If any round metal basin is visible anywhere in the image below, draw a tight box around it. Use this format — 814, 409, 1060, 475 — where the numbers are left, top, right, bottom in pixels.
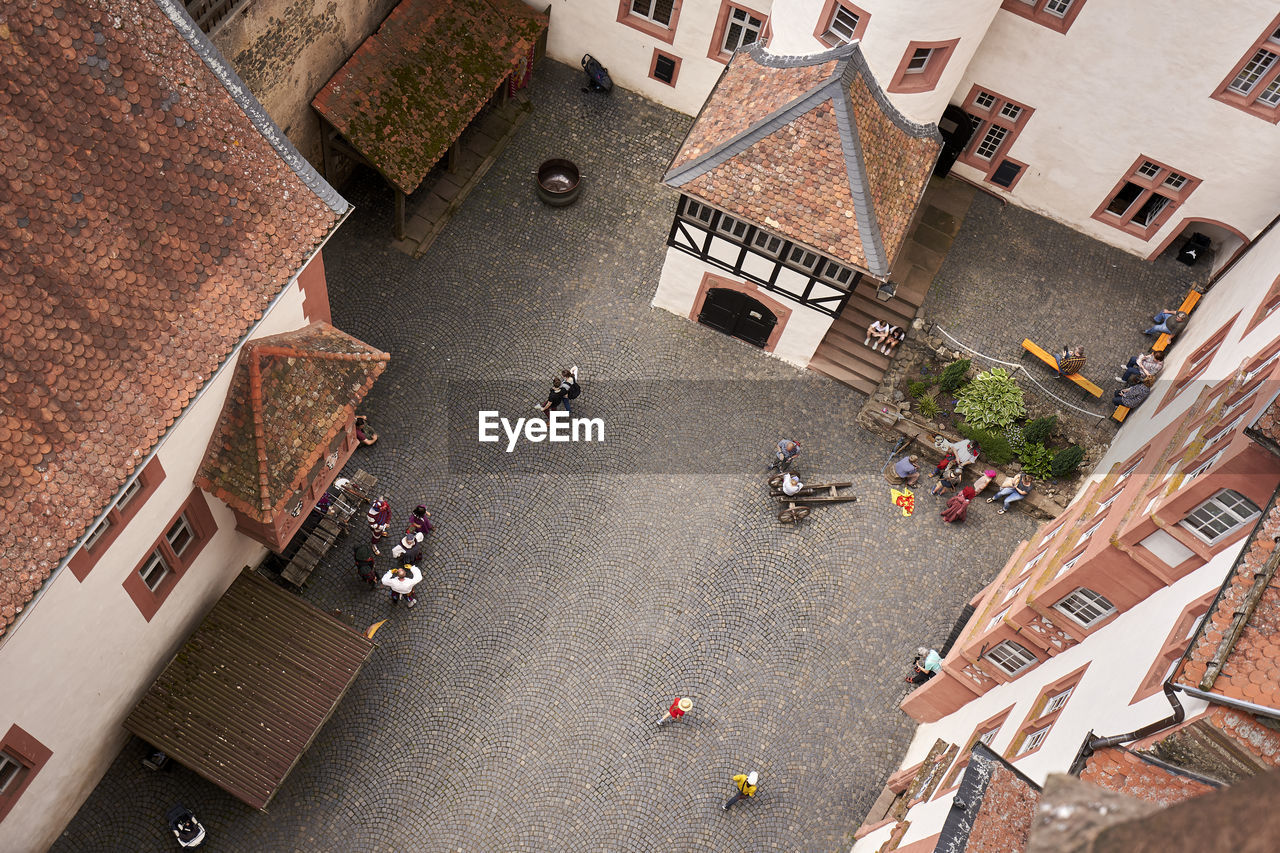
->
536, 159, 581, 207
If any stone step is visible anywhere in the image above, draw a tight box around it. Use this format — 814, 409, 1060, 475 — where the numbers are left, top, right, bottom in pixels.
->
807, 354, 879, 395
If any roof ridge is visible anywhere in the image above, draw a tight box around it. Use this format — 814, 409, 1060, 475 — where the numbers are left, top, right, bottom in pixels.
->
246, 350, 273, 513
153, 0, 349, 216
832, 85, 886, 275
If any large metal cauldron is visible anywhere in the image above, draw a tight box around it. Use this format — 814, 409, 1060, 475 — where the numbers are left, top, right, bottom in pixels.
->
536, 159, 581, 207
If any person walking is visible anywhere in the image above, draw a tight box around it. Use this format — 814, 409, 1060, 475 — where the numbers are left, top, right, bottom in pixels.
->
407, 504, 434, 537
657, 696, 692, 725
771, 438, 801, 471
723, 770, 759, 810
988, 473, 1032, 514
382, 564, 423, 608
367, 495, 391, 555
538, 377, 569, 420
560, 366, 581, 413
1118, 350, 1165, 384
354, 543, 378, 588
391, 531, 424, 566
1144, 309, 1189, 338
893, 454, 920, 486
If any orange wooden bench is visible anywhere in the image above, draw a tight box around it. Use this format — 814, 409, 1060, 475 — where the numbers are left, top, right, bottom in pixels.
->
1153, 290, 1202, 352
1021, 339, 1103, 397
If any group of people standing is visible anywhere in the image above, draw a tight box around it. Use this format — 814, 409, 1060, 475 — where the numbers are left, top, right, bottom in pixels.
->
355, 496, 433, 608
538, 365, 582, 418
894, 450, 1034, 522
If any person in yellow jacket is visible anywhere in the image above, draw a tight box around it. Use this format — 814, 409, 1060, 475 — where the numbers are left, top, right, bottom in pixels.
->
723, 770, 758, 810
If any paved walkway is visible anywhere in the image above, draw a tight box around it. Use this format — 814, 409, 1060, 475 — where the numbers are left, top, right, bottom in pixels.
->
54, 61, 1037, 853
921, 191, 1200, 423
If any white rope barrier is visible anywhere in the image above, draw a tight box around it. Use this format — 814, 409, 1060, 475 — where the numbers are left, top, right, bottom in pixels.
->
932, 324, 1107, 421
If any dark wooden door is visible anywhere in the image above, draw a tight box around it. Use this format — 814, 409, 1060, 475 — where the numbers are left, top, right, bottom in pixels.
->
698, 288, 776, 348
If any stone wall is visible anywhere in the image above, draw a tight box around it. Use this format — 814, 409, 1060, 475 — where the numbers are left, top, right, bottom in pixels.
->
209, 0, 398, 170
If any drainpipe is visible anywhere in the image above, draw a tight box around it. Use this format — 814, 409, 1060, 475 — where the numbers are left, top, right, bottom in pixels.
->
1067, 681, 1185, 776
0, 211, 352, 651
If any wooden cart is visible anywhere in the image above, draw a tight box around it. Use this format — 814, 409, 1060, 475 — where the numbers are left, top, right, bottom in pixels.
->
768, 475, 857, 524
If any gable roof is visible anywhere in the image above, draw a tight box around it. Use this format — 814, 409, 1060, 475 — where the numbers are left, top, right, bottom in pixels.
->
0, 0, 346, 636
1079, 745, 1221, 807
312, 0, 548, 196
663, 43, 941, 278
195, 324, 389, 523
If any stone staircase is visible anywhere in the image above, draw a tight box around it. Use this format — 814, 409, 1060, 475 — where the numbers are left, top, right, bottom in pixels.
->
808, 177, 975, 394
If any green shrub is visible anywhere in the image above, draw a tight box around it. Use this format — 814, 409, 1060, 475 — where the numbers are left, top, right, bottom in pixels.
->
917, 395, 941, 419
1051, 445, 1086, 479
1018, 441, 1054, 480
907, 380, 933, 400
957, 421, 1015, 465
1022, 415, 1058, 446
954, 367, 1026, 430
938, 359, 972, 394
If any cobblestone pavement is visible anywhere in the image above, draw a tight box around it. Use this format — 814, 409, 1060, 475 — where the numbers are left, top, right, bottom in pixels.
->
54, 61, 1037, 853
921, 191, 1200, 425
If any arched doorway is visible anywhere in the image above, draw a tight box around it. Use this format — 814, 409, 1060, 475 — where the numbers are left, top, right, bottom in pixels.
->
697, 288, 778, 348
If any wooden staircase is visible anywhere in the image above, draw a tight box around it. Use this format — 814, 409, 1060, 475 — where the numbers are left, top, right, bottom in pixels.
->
808, 177, 975, 395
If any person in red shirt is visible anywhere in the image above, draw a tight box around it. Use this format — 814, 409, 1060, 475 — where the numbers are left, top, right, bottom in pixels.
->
657, 696, 692, 725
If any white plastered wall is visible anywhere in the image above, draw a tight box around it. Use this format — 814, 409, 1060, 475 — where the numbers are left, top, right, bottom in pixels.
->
0, 284, 309, 852
766, 0, 1002, 124
532, 0, 774, 115
852, 209, 1280, 853
653, 247, 836, 366
951, 0, 1280, 258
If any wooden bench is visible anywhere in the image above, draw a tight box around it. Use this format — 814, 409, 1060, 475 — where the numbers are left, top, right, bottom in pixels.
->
1021, 339, 1103, 397
1153, 290, 1201, 352
1113, 406, 1129, 423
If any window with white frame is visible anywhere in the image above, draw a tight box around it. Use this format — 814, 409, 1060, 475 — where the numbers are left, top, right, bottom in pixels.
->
750, 230, 784, 257
825, 4, 863, 44
715, 212, 749, 240
986, 640, 1038, 675
905, 47, 933, 73
818, 259, 856, 287
1021, 550, 1045, 575
977, 727, 1000, 746
1054, 587, 1115, 627
1001, 0, 1086, 33
974, 90, 997, 110
1095, 156, 1198, 238
1206, 413, 1247, 450
1044, 0, 1074, 15
1042, 685, 1074, 715
83, 516, 113, 552
1121, 458, 1142, 479
987, 607, 1010, 632
683, 198, 714, 225
1003, 580, 1026, 603
1080, 521, 1103, 542
1094, 492, 1119, 516
1184, 450, 1225, 484
1016, 726, 1050, 755
1225, 24, 1280, 108
631, 0, 675, 26
0, 750, 21, 794
722, 5, 763, 53
138, 552, 172, 592
1051, 554, 1080, 582
974, 124, 1008, 160
1181, 489, 1261, 544
788, 245, 821, 273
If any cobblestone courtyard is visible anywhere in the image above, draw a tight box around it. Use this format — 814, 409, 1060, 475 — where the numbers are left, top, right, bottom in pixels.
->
55, 62, 1038, 852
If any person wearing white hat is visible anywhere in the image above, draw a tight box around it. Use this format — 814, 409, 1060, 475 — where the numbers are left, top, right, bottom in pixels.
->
723, 770, 759, 810
657, 696, 692, 725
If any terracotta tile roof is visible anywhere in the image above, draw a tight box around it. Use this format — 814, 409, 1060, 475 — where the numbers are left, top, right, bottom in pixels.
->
936, 743, 1041, 853
312, 0, 548, 196
195, 323, 388, 523
664, 43, 941, 277
1244, 388, 1280, 457
0, 0, 345, 636
1173, 487, 1280, 714
1079, 747, 1219, 807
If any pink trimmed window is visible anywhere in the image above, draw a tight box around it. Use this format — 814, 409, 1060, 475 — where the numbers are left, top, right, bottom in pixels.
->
708, 0, 767, 63
1092, 155, 1200, 241
68, 457, 166, 582
1213, 14, 1280, 123
957, 86, 1034, 190
888, 39, 960, 94
123, 489, 217, 621
1131, 592, 1214, 703
1000, 0, 1087, 34
0, 724, 52, 823
649, 49, 682, 87
934, 706, 1014, 796
814, 0, 870, 47
1007, 665, 1088, 761
618, 0, 684, 44
1246, 275, 1280, 332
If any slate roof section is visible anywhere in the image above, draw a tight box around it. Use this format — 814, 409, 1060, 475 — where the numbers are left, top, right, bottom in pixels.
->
1172, 483, 1280, 716
663, 43, 941, 278
0, 0, 346, 636
124, 570, 376, 810
195, 323, 389, 523
312, 0, 548, 196
935, 743, 1041, 853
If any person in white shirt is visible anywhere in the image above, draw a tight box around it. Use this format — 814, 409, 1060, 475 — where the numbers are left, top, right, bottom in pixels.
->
781, 473, 804, 496
381, 564, 423, 608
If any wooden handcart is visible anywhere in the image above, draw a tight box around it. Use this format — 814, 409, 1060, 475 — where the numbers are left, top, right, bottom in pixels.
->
281, 469, 378, 587
768, 475, 857, 524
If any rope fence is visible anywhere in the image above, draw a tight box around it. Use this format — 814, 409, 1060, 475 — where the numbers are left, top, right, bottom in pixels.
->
932, 324, 1108, 423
